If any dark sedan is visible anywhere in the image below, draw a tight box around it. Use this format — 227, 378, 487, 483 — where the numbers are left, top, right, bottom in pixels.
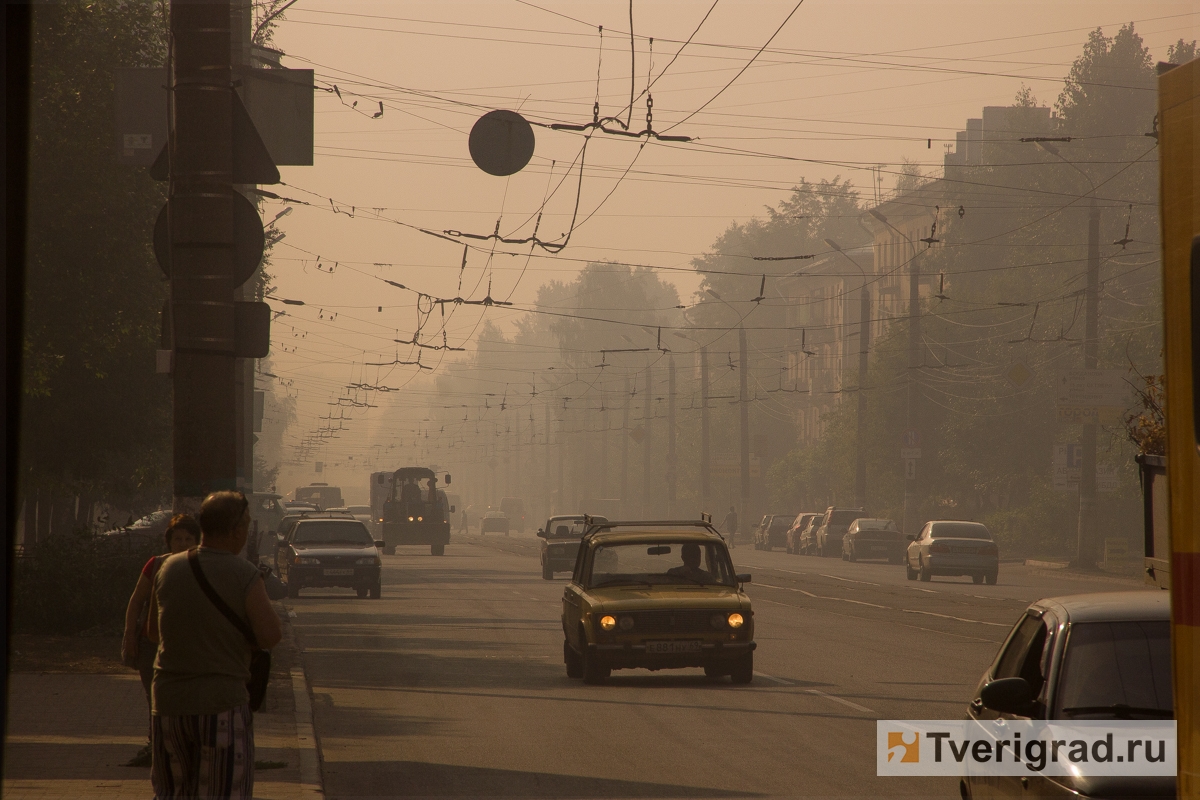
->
276, 518, 384, 599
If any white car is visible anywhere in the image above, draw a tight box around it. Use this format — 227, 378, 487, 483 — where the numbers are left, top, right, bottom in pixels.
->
904, 520, 999, 584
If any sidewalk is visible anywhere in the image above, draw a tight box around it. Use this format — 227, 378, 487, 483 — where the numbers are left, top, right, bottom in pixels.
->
3, 608, 322, 800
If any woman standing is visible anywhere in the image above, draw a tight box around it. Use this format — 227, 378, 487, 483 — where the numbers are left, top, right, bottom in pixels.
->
121, 514, 201, 767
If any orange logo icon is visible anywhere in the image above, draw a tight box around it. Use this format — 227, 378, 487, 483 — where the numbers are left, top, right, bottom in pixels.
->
887, 731, 920, 763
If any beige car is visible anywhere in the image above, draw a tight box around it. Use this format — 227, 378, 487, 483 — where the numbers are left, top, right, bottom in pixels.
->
904, 520, 999, 584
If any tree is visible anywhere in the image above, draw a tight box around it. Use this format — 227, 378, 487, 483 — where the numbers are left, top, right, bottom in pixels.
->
21, 2, 171, 528
1056, 24, 1155, 137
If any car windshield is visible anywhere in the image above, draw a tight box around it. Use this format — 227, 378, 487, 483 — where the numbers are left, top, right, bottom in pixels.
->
1054, 621, 1173, 719
293, 522, 374, 546
587, 541, 736, 588
931, 523, 991, 540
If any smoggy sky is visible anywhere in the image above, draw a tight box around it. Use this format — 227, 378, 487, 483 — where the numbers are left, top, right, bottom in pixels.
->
263, 0, 1197, 497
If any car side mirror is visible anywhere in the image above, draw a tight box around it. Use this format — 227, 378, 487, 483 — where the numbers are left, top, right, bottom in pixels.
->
276, 533, 286, 543
979, 677, 1034, 714
536, 529, 546, 538
736, 573, 752, 584
374, 540, 385, 549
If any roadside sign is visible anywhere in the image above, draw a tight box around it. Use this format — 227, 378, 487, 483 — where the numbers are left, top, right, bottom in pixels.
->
902, 429, 921, 447
901, 448, 922, 460
1097, 462, 1119, 492
1056, 405, 1122, 425
627, 426, 645, 444
1056, 369, 1128, 406
904, 459, 917, 480
1003, 361, 1033, 390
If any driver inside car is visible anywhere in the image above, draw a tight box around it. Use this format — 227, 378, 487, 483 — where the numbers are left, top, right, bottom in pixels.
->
667, 543, 713, 583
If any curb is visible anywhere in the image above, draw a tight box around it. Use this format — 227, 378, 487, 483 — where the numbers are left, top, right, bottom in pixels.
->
1024, 559, 1069, 570
281, 607, 324, 799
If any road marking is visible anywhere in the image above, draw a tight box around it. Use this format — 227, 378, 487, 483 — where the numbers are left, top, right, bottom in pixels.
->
819, 574, 879, 586
908, 587, 938, 593
805, 688, 874, 714
901, 608, 1010, 627
765, 567, 816, 577
756, 582, 1003, 624
753, 671, 793, 686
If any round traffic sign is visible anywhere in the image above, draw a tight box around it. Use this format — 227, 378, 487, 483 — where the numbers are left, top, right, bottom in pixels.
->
468, 109, 535, 176
153, 191, 266, 287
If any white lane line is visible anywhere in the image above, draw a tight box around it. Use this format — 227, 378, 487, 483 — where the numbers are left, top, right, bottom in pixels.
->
765, 567, 816, 577
819, 574, 880, 586
908, 587, 938, 593
753, 671, 793, 686
805, 688, 875, 714
901, 608, 1010, 627
755, 582, 887, 610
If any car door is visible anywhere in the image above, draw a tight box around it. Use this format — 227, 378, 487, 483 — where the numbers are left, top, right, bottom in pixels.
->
907, 524, 930, 568
562, 542, 588, 649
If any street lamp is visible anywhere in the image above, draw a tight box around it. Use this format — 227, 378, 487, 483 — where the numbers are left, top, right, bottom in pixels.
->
1027, 139, 1101, 569
867, 207, 923, 535
672, 330, 711, 515
825, 238, 871, 510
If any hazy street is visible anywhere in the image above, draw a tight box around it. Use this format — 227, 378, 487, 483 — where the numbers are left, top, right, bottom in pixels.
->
288, 535, 1147, 799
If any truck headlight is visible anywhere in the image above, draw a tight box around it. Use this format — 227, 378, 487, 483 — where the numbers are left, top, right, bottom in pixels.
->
599, 615, 617, 631
727, 613, 745, 628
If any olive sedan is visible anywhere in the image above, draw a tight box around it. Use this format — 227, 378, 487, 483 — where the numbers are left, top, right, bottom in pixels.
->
561, 522, 755, 684
904, 520, 999, 584
963, 591, 1173, 799
276, 518, 384, 599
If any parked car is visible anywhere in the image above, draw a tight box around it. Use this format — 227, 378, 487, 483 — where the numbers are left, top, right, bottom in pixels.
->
797, 515, 823, 555
480, 511, 510, 535
841, 518, 904, 563
754, 514, 794, 551
537, 514, 608, 580
785, 513, 821, 554
561, 520, 755, 684
962, 591, 1173, 799
276, 517, 384, 599
905, 520, 999, 584
812, 507, 866, 557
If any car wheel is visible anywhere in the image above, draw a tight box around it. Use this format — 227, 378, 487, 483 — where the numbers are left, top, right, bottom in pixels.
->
985, 571, 998, 585
356, 587, 369, 598
369, 581, 382, 599
848, 547, 857, 563
905, 560, 918, 580
564, 640, 583, 679
972, 573, 984, 585
287, 581, 301, 598
542, 563, 553, 580
383, 545, 395, 556
703, 664, 726, 681
729, 652, 754, 685
581, 645, 610, 685
432, 544, 445, 556
919, 559, 932, 582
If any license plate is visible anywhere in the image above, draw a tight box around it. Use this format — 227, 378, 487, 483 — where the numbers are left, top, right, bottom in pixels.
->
645, 640, 702, 654
323, 568, 354, 576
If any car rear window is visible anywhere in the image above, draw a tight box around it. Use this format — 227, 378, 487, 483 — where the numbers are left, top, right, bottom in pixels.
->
293, 521, 373, 546
829, 510, 863, 526
855, 519, 896, 530
770, 518, 791, 532
930, 523, 991, 540
1054, 621, 1172, 719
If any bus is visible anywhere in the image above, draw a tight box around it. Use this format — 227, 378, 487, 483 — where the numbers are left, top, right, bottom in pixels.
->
294, 482, 343, 510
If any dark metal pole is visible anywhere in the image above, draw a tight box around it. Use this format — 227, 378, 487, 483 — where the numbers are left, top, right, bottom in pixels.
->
904, 235, 921, 534
620, 377, 630, 514
171, 0, 238, 512
700, 347, 710, 512
599, 386, 609, 500
739, 326, 750, 530
855, 285, 870, 507
667, 356, 676, 516
543, 400, 551, 517
642, 365, 653, 518
1077, 200, 1101, 567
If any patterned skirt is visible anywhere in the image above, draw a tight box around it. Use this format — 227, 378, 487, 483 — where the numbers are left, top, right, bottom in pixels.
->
151, 704, 254, 799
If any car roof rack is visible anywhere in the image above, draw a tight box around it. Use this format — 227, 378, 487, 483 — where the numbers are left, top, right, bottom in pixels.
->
580, 517, 723, 541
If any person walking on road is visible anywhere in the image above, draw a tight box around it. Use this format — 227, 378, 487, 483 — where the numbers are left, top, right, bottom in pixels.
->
459, 507, 468, 534
121, 514, 201, 767
148, 491, 282, 800
722, 506, 738, 549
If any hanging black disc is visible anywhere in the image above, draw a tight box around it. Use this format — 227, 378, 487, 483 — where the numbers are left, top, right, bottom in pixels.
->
469, 109, 535, 176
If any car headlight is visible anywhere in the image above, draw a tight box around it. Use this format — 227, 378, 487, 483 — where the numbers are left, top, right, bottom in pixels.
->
417, 516, 423, 522
356, 556, 381, 565
407, 516, 414, 522
710, 613, 727, 629
618, 616, 634, 631
294, 556, 320, 565
599, 615, 617, 631
727, 613, 745, 629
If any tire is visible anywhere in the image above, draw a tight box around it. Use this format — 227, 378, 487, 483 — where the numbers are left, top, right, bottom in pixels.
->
369, 581, 382, 599
542, 563, 553, 580
581, 644, 610, 685
383, 544, 395, 556
847, 547, 856, 563
906, 561, 918, 580
564, 640, 583, 679
703, 664, 726, 680
729, 652, 754, 685
287, 581, 301, 598
972, 573, 984, 585
432, 544, 445, 556
985, 571, 998, 586
919, 559, 932, 582
356, 587, 368, 598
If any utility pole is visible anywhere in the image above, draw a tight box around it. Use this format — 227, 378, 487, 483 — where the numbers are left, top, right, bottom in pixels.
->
599, 386, 609, 499
556, 409, 565, 515
906, 236, 921, 532
620, 377, 630, 515
170, 0, 237, 511
1077, 201, 1100, 567
855, 286, 871, 508
643, 365, 653, 518
738, 326, 750, 529
700, 347, 710, 513
543, 400, 551, 517
667, 356, 676, 517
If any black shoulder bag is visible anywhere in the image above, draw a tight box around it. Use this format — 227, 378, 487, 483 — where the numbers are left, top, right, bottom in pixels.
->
187, 549, 271, 712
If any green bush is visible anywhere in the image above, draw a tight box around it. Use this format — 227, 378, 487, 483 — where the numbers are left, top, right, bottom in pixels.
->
13, 533, 157, 635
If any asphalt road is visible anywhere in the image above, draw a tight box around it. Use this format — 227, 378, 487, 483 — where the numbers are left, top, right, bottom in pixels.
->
286, 533, 1149, 800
